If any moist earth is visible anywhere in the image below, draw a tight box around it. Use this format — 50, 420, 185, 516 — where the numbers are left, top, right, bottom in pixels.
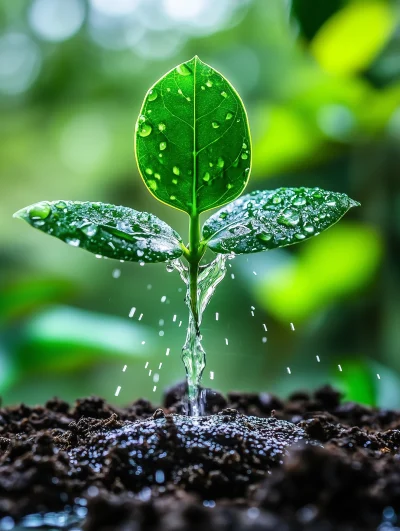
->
0, 383, 400, 531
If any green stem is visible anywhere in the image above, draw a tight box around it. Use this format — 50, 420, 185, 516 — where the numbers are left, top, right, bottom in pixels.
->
188, 212, 201, 330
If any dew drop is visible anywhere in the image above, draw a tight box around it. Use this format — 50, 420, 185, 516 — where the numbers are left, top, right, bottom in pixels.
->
304, 223, 315, 234
172, 179, 178, 185
217, 157, 224, 168
226, 112, 233, 120
147, 180, 158, 191
145, 168, 153, 175
138, 122, 152, 137
203, 172, 210, 182
292, 196, 306, 206
226, 183, 233, 190
170, 195, 176, 200
55, 201, 66, 210
242, 143, 247, 149
66, 238, 80, 247
201, 85, 205, 90
212, 122, 220, 129
158, 123, 166, 132
159, 141, 167, 151
173, 166, 180, 176
278, 209, 300, 227
178, 88, 183, 95
206, 79, 213, 87
294, 233, 306, 240
176, 63, 192, 76
221, 91, 227, 98
154, 173, 161, 180
147, 90, 158, 102
257, 233, 272, 242
80, 223, 97, 237
29, 202, 51, 221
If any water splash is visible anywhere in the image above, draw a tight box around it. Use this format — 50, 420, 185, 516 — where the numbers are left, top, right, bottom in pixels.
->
170, 254, 228, 415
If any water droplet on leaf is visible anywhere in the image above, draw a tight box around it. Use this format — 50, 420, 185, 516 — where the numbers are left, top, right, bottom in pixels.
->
159, 141, 167, 151
206, 79, 213, 87
212, 122, 220, 129
176, 63, 192, 76
173, 166, 180, 176
138, 122, 152, 137
158, 123, 166, 132
226, 112, 233, 120
147, 90, 158, 102
203, 172, 210, 182
221, 91, 227, 98
29, 202, 51, 221
147, 180, 158, 191
217, 157, 224, 168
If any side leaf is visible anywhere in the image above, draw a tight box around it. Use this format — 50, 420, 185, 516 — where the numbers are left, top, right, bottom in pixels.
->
202, 187, 360, 254
135, 56, 251, 215
14, 201, 183, 263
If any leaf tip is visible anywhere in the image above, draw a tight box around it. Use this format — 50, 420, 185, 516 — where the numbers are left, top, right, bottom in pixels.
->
350, 198, 361, 208
13, 207, 27, 220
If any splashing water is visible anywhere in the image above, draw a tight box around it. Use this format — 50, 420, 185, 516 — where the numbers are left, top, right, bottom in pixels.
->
171, 254, 228, 415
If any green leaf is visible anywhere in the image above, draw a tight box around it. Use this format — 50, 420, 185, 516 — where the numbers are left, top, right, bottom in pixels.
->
202, 187, 359, 255
135, 56, 251, 215
13, 201, 183, 263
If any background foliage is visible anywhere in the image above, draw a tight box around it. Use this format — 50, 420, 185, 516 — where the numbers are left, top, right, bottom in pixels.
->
1, 0, 399, 407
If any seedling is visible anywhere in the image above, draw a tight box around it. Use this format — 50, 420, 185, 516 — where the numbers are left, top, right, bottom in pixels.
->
14, 57, 359, 414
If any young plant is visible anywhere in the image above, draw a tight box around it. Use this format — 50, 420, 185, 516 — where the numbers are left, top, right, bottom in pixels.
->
14, 57, 359, 415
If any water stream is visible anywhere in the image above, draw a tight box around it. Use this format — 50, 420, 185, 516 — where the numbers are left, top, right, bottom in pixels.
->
172, 254, 228, 415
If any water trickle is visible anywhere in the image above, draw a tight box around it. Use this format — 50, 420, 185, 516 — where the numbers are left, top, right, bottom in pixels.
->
169, 255, 228, 415
176, 63, 192, 76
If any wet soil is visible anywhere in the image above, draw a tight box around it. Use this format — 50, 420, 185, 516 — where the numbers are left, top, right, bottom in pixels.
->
1, 383, 400, 530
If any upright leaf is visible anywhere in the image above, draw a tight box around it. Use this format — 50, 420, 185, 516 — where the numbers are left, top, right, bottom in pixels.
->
14, 201, 183, 263
135, 56, 251, 215
202, 187, 360, 254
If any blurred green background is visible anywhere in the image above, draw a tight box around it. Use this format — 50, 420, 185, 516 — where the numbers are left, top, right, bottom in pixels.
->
1, 0, 399, 408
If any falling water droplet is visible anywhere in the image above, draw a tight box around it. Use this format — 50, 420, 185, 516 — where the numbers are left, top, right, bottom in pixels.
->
176, 63, 192, 76
338, 364, 342, 372
147, 90, 158, 102
115, 386, 121, 397
112, 268, 121, 279
129, 307, 136, 318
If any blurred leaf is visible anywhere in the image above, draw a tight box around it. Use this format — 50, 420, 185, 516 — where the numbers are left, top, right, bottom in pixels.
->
252, 105, 324, 177
135, 56, 251, 214
291, 0, 344, 41
14, 201, 183, 263
334, 357, 377, 406
202, 187, 358, 254
311, 1, 395, 75
18, 306, 157, 373
255, 222, 383, 322
0, 276, 73, 325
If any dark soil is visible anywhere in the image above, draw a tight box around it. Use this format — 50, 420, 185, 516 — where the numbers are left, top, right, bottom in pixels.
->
1, 383, 400, 530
